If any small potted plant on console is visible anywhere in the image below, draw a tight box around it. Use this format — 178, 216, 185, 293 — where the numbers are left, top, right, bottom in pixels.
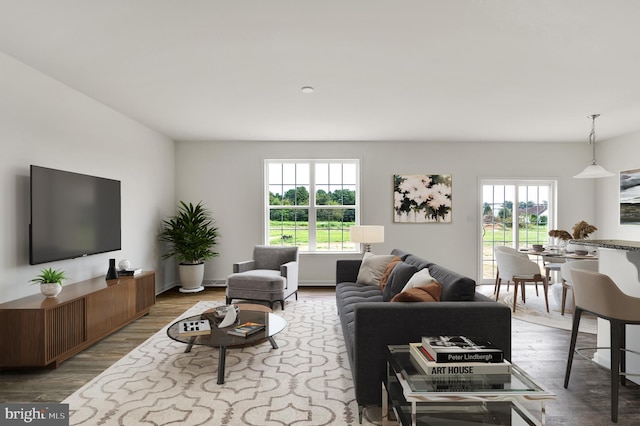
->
30, 267, 67, 298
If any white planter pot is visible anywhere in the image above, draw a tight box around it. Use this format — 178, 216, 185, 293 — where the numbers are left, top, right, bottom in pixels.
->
40, 283, 62, 298
178, 263, 205, 293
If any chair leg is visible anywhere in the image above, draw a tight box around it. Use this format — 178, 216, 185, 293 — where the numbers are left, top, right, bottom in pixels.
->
494, 268, 500, 294
512, 280, 519, 312
610, 320, 622, 423
280, 300, 285, 310
495, 278, 502, 301
561, 281, 567, 316
543, 278, 550, 313
226, 297, 232, 305
564, 307, 583, 388
545, 267, 551, 285
621, 322, 627, 387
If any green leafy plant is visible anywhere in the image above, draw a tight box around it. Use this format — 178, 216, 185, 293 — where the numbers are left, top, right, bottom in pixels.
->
159, 201, 220, 264
30, 267, 67, 286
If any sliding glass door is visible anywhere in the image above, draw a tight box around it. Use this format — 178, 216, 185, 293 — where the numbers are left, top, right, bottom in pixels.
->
480, 179, 557, 284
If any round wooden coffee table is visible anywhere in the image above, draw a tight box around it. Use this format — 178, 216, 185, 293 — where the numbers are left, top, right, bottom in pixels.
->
167, 304, 286, 384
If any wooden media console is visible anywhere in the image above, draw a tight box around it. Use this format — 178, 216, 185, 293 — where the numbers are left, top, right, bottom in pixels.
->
0, 271, 156, 368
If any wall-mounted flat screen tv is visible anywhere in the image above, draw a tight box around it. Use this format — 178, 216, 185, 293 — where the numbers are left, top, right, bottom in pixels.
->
30, 165, 121, 265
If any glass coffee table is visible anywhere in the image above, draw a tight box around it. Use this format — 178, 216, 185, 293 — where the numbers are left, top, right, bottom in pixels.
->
383, 345, 556, 426
167, 306, 286, 384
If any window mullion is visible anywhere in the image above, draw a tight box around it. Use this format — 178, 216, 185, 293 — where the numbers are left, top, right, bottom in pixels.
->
308, 162, 317, 250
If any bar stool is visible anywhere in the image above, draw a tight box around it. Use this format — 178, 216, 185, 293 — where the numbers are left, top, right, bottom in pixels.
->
564, 269, 640, 423
559, 259, 598, 315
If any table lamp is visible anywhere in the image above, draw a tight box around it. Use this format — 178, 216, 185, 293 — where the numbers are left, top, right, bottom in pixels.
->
350, 225, 384, 253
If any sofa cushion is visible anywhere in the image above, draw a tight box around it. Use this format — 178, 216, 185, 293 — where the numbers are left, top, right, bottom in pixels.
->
428, 263, 476, 301
401, 268, 437, 293
383, 262, 418, 302
390, 248, 411, 260
391, 281, 442, 302
356, 253, 397, 286
403, 254, 432, 270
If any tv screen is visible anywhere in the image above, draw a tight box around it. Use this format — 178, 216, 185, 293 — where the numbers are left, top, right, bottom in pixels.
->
30, 165, 121, 265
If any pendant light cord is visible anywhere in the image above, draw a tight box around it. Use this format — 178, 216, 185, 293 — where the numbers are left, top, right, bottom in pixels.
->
588, 113, 600, 165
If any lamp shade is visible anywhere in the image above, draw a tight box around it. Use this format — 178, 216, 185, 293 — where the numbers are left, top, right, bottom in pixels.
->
573, 114, 614, 179
350, 225, 384, 244
573, 163, 614, 179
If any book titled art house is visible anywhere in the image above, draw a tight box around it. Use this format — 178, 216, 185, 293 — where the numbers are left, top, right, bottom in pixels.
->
421, 336, 504, 363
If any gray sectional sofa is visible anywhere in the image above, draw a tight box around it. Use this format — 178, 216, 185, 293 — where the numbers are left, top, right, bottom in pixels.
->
335, 248, 512, 421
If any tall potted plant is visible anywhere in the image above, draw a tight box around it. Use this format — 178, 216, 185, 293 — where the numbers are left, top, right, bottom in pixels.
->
159, 201, 220, 293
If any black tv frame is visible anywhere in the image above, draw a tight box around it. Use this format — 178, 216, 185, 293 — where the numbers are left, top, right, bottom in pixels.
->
29, 165, 121, 265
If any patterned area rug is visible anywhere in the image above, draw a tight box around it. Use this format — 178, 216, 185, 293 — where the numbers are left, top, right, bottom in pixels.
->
63, 300, 381, 426
477, 284, 597, 334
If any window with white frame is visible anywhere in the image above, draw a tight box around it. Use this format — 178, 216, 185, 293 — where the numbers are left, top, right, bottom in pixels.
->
265, 159, 359, 252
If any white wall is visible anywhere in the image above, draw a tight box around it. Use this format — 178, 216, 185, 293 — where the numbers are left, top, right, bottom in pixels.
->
595, 131, 640, 239
176, 139, 596, 285
0, 52, 176, 304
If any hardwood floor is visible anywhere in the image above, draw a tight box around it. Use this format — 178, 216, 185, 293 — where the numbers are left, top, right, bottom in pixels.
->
1, 286, 639, 425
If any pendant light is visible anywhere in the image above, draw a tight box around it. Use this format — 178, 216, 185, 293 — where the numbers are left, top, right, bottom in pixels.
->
574, 114, 614, 178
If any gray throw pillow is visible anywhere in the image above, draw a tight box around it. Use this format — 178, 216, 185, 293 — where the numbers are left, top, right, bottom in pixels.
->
383, 262, 419, 302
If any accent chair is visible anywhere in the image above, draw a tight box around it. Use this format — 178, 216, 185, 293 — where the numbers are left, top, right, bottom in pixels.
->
225, 245, 299, 310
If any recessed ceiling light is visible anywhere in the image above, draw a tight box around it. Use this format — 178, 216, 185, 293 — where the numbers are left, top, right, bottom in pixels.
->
301, 86, 314, 94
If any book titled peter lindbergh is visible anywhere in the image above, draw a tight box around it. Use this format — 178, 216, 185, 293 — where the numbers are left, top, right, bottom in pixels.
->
421, 336, 504, 363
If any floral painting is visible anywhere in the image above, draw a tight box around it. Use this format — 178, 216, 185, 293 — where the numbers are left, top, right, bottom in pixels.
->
394, 174, 452, 223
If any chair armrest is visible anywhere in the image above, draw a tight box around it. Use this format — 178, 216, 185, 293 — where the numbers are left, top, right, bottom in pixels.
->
233, 260, 255, 273
281, 261, 298, 290
336, 260, 362, 284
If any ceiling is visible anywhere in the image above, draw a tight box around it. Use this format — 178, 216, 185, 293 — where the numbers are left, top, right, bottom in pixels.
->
1, 1, 640, 143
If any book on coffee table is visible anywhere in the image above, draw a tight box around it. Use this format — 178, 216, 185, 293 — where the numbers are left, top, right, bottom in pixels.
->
227, 321, 265, 337
421, 336, 504, 363
178, 320, 211, 337
409, 343, 511, 375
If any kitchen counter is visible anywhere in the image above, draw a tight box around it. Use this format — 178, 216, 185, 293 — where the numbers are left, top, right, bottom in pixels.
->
570, 239, 640, 251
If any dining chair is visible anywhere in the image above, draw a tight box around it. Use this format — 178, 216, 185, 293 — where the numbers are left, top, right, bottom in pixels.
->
559, 259, 598, 315
564, 269, 640, 423
493, 246, 528, 295
495, 250, 549, 312
543, 256, 565, 285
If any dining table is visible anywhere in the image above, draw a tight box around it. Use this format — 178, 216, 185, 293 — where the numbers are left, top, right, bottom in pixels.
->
519, 246, 599, 260
519, 246, 598, 287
